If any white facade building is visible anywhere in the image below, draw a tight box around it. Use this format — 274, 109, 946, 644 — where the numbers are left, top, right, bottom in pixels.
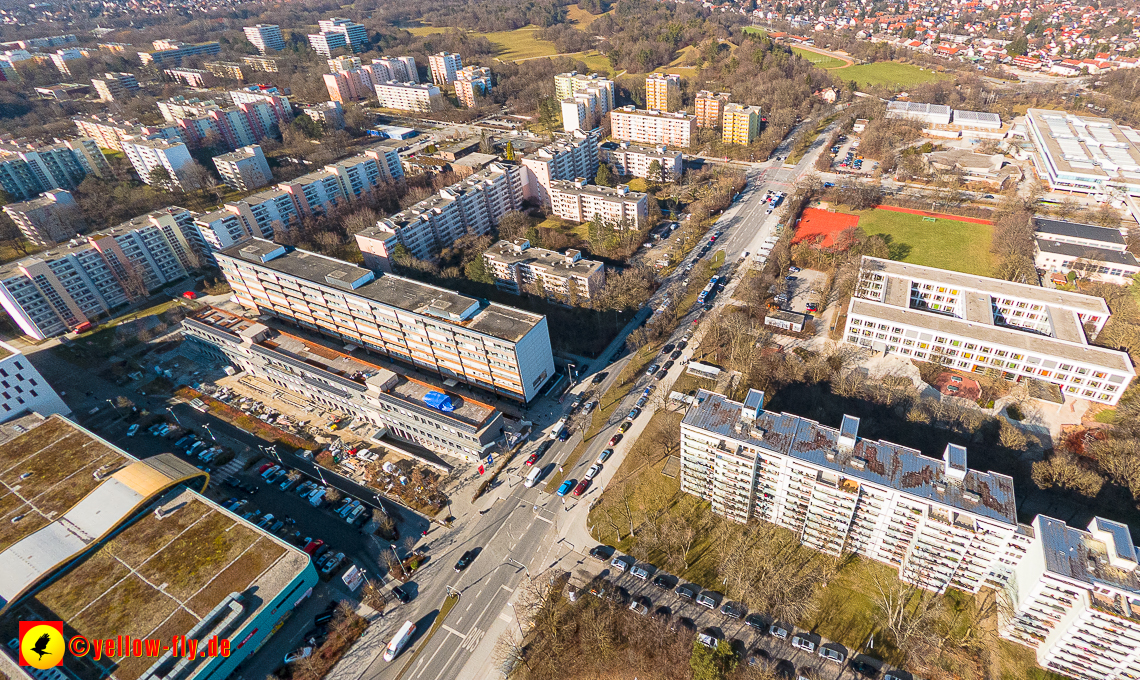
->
886, 101, 953, 125
213, 144, 272, 192
428, 52, 462, 86
370, 56, 418, 83
454, 66, 491, 108
482, 239, 605, 300
609, 106, 697, 148
375, 81, 441, 112
0, 341, 70, 420
121, 138, 194, 189
1034, 218, 1140, 285
243, 24, 284, 53
549, 178, 648, 229
520, 130, 599, 205
1026, 108, 1140, 198
599, 140, 682, 179
91, 72, 138, 101
2, 189, 83, 246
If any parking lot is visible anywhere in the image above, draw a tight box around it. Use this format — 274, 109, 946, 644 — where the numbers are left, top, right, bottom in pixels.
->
784, 268, 829, 315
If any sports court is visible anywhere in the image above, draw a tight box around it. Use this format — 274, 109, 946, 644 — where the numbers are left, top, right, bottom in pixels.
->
791, 208, 860, 248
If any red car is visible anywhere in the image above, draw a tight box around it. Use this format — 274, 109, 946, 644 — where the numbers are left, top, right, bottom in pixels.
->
525, 453, 539, 466
303, 539, 324, 556
572, 478, 591, 496
182, 291, 197, 299
608, 433, 623, 447
258, 462, 274, 474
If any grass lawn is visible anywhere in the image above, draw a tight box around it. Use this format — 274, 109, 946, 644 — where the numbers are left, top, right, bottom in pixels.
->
566, 5, 610, 28
401, 25, 561, 61
840, 62, 950, 89
852, 208, 996, 277
570, 51, 613, 75
626, 177, 649, 193
743, 27, 766, 36
791, 46, 847, 69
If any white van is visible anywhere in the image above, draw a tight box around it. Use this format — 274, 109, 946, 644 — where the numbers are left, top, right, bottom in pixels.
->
383, 621, 416, 662
524, 466, 543, 488
550, 418, 567, 439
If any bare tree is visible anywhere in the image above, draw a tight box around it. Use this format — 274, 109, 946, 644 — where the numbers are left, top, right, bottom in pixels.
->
868, 569, 944, 663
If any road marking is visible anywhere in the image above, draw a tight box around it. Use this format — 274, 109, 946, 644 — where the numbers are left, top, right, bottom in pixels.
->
441, 625, 466, 639
461, 627, 485, 652
499, 612, 513, 623
500, 585, 513, 593
414, 637, 447, 679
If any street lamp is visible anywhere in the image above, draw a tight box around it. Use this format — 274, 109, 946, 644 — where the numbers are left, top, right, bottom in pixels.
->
166, 406, 181, 426
506, 556, 532, 582
203, 423, 216, 441
390, 544, 408, 579
105, 399, 119, 415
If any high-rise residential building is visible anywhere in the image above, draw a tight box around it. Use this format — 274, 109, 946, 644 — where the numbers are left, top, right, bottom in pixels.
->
90, 71, 138, 101
229, 85, 292, 123
680, 388, 1025, 594
205, 61, 245, 81
163, 67, 210, 87
695, 91, 731, 128
0, 413, 317, 679
49, 48, 86, 76
375, 81, 441, 112
722, 103, 761, 145
243, 24, 285, 53
554, 72, 615, 112
137, 40, 220, 66
215, 238, 556, 403
309, 18, 368, 57
323, 69, 372, 102
0, 344, 70, 419
0, 137, 111, 201
645, 73, 680, 112
356, 162, 525, 270
455, 65, 491, 108
213, 144, 271, 192
192, 209, 252, 252
599, 141, 682, 180
520, 130, 599, 205
845, 256, 1134, 405
370, 56, 418, 83
2, 189, 84, 246
72, 114, 182, 152
428, 52, 463, 86
121, 138, 194, 189
184, 306, 506, 462
302, 101, 346, 130
0, 207, 206, 339
549, 178, 648, 229
483, 239, 605, 301
242, 55, 279, 73
609, 106, 697, 148
560, 92, 594, 132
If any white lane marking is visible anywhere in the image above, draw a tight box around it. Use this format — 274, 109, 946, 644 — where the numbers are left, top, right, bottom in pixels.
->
500, 585, 514, 593
499, 612, 513, 623
441, 625, 467, 639
414, 639, 447, 679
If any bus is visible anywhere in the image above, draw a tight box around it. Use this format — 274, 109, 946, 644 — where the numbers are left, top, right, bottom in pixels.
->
709, 276, 719, 287
384, 621, 416, 662
697, 284, 713, 304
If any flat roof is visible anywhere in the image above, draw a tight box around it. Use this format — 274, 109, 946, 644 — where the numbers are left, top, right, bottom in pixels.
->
1036, 239, 1139, 267
599, 141, 681, 159
1037, 515, 1140, 602
219, 239, 544, 342
860, 256, 1111, 315
484, 241, 604, 277
849, 297, 1134, 373
1034, 217, 1127, 247
683, 390, 1018, 525
1026, 108, 1140, 186
549, 180, 647, 201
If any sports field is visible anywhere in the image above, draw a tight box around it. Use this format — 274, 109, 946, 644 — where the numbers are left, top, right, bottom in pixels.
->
854, 208, 995, 276
839, 62, 950, 89
792, 208, 859, 248
791, 46, 847, 69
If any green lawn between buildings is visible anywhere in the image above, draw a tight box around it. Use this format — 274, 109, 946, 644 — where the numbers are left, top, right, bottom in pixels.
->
850, 208, 996, 277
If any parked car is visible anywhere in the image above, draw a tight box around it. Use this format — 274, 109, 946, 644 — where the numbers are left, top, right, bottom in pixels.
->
696, 592, 717, 609
645, 364, 660, 376
721, 602, 746, 620
849, 659, 879, 677
585, 464, 602, 480
630, 564, 650, 580
346, 505, 366, 525
591, 372, 608, 384
127, 424, 139, 437
744, 614, 766, 630
588, 545, 611, 560
284, 647, 313, 664
791, 633, 817, 653
675, 585, 696, 600
525, 453, 539, 466
819, 647, 846, 665
572, 478, 591, 496
596, 449, 613, 464
611, 555, 633, 573
628, 600, 649, 616
607, 434, 622, 447
618, 421, 632, 433
769, 622, 791, 640
627, 407, 641, 420
321, 553, 345, 575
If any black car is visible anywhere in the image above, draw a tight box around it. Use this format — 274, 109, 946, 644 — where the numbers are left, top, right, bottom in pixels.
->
589, 545, 612, 559
744, 614, 766, 630
391, 585, 410, 602
721, 602, 746, 620
661, 360, 674, 372
313, 611, 334, 626
591, 372, 608, 384
675, 584, 696, 600
651, 574, 672, 590
670, 350, 683, 360
454, 549, 477, 572
662, 344, 675, 353
655, 370, 669, 381
850, 660, 880, 678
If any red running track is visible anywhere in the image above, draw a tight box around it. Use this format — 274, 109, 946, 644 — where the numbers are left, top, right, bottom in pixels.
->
874, 204, 993, 225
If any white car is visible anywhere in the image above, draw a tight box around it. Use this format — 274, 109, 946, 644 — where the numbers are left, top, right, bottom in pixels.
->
585, 464, 601, 480
127, 424, 139, 437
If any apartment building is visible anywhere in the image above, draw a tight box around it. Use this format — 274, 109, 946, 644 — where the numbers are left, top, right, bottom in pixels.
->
223, 188, 298, 240
599, 140, 682, 180
355, 162, 526, 269
645, 73, 680, 112
1034, 217, 1140, 285
192, 209, 251, 252
520, 130, 600, 205
213, 144, 271, 192
722, 103, 761, 145
72, 114, 182, 152
302, 101, 345, 130
0, 207, 204, 339
844, 256, 1135, 405
90, 71, 138, 101
554, 72, 615, 112
308, 18, 368, 57
455, 66, 491, 108
0, 138, 111, 201
483, 239, 605, 300
324, 68, 372, 102
49, 48, 86, 77
242, 55, 278, 73
681, 388, 1024, 594
375, 81, 441, 112
215, 238, 556, 402
549, 178, 648, 229
1025, 108, 1140, 198
138, 41, 220, 67
164, 67, 209, 87
609, 106, 697, 148
428, 52, 463, 86
121, 138, 194, 189
560, 93, 594, 133
1, 189, 83, 246
184, 306, 506, 461
695, 91, 731, 128
0, 342, 70, 419
370, 56, 418, 83
243, 24, 284, 53
230, 85, 292, 123
205, 61, 245, 81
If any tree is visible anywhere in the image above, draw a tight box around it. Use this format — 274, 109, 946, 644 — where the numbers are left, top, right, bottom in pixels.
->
465, 255, 494, 284
503, 141, 516, 161
595, 163, 614, 187
292, 113, 322, 139
868, 570, 944, 664
647, 159, 664, 186
1032, 450, 1105, 497
689, 639, 737, 680
148, 166, 173, 189
497, 210, 530, 242
1006, 35, 1029, 56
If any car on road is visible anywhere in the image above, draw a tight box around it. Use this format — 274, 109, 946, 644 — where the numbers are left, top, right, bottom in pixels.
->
769, 622, 791, 640
597, 449, 613, 464
391, 585, 410, 603
819, 646, 846, 664
558, 428, 571, 442
645, 363, 660, 376
570, 396, 582, 411
791, 633, 817, 653
670, 349, 683, 360
675, 584, 696, 600
454, 549, 477, 572
635, 396, 648, 408
525, 453, 539, 466
585, 464, 602, 480
655, 370, 669, 381
630, 564, 650, 580
608, 434, 622, 446
557, 480, 575, 496
591, 372, 608, 384
584, 400, 598, 413
618, 421, 632, 433
572, 478, 591, 496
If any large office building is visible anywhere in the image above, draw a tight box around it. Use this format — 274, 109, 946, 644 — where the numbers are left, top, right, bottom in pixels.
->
137, 40, 220, 66
681, 388, 1025, 594
520, 130, 600, 206
0, 137, 111, 201
121, 138, 194, 189
843, 256, 1134, 405
1, 188, 83, 246
428, 52, 463, 86
0, 413, 317, 680
91, 71, 138, 102
375, 81, 441, 112
609, 106, 697, 148
549, 178, 648, 229
455, 65, 491, 108
1025, 108, 1140, 198
645, 73, 680, 112
213, 144, 272, 192
695, 91, 731, 128
370, 56, 418, 83
722, 103, 761, 145
482, 238, 605, 301
215, 239, 556, 403
184, 306, 506, 462
1034, 217, 1140, 286
600, 140, 682, 180
0, 207, 205, 339
243, 24, 285, 53
355, 162, 526, 269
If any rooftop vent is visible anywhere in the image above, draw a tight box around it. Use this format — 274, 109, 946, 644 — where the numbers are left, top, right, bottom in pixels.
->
741, 389, 765, 422
850, 457, 867, 470
963, 490, 981, 504
838, 414, 859, 451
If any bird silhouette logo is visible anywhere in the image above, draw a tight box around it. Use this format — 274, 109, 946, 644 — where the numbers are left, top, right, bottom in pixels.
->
19, 622, 64, 669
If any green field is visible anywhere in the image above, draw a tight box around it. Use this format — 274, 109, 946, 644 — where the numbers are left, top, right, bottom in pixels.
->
853, 208, 995, 276
742, 26, 766, 36
791, 46, 847, 69
839, 61, 950, 89
402, 25, 562, 61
